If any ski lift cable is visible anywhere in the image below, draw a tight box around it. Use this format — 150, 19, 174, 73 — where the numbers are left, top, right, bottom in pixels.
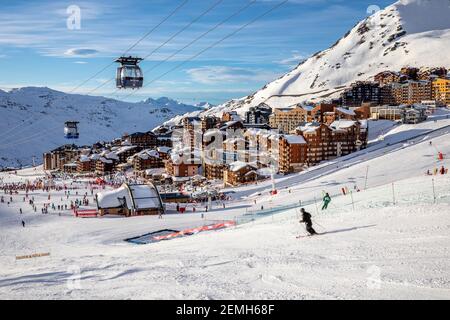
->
86, 0, 225, 96
111, 0, 257, 99
119, 0, 289, 101
0, 115, 40, 140
0, 116, 54, 143
68, 0, 190, 94
0, 123, 62, 149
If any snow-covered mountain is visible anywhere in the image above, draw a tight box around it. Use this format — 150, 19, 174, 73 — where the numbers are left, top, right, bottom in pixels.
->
185, 0, 450, 119
0, 87, 203, 168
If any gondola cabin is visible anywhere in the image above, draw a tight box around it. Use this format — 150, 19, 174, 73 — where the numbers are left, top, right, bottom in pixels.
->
64, 121, 79, 139
115, 56, 143, 89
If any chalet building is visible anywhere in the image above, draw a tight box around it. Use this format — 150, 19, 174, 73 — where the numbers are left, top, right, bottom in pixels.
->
310, 103, 336, 123
43, 144, 80, 171
110, 145, 140, 164
122, 131, 157, 149
400, 67, 420, 80
63, 163, 78, 173
330, 120, 365, 155
204, 163, 226, 181
96, 183, 164, 217
432, 78, 450, 106
401, 105, 428, 124
156, 147, 171, 160
297, 123, 336, 165
341, 82, 381, 107
418, 67, 448, 81
131, 149, 164, 172
399, 81, 433, 105
183, 117, 203, 161
381, 81, 433, 105
269, 106, 309, 133
223, 161, 259, 186
201, 116, 220, 131
353, 104, 372, 119
76, 154, 98, 173
165, 153, 201, 178
323, 107, 356, 125
370, 105, 403, 120
153, 126, 173, 148
245, 103, 272, 124
219, 120, 245, 131
374, 71, 404, 86
221, 111, 241, 122
278, 135, 307, 174
95, 157, 116, 175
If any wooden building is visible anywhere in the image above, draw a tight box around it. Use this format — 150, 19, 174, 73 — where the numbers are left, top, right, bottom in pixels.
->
278, 135, 308, 174
223, 161, 259, 186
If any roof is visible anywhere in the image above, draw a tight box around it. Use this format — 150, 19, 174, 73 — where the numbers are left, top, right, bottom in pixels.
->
336, 107, 356, 116
228, 161, 257, 172
296, 122, 321, 133
330, 120, 358, 130
283, 135, 307, 144
157, 146, 171, 154
96, 183, 162, 211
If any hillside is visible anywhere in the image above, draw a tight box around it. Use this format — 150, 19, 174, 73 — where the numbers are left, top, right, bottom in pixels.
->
179, 0, 450, 120
0, 87, 202, 168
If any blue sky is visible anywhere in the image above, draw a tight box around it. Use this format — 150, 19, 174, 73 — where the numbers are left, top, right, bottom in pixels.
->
0, 0, 394, 104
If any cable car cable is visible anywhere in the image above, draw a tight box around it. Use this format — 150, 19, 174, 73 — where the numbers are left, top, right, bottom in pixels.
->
111, 0, 257, 98
68, 0, 189, 94
87, 0, 224, 95
118, 0, 289, 101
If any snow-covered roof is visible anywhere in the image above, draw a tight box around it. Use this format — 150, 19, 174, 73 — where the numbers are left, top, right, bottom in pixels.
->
96, 185, 132, 209
98, 157, 113, 164
157, 146, 171, 154
283, 135, 307, 144
89, 153, 101, 161
96, 183, 162, 211
80, 155, 90, 162
296, 122, 321, 133
228, 161, 257, 172
144, 168, 166, 176
336, 107, 356, 116
135, 149, 160, 160
330, 120, 357, 130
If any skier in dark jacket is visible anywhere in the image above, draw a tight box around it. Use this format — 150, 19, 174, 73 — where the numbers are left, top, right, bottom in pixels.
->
299, 208, 317, 236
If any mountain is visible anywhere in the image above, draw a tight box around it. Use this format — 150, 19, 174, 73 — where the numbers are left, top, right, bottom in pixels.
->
0, 87, 203, 168
178, 0, 450, 119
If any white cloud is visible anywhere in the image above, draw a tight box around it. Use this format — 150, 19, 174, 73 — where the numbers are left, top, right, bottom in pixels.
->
186, 66, 280, 84
276, 52, 308, 66
64, 48, 99, 57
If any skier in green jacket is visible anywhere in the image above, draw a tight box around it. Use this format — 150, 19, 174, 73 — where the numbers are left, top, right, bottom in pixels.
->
322, 193, 331, 210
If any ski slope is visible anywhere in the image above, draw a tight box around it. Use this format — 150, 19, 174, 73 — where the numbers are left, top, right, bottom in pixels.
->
1, 113, 450, 299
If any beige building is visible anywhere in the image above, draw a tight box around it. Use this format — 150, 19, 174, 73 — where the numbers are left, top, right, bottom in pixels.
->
269, 106, 309, 133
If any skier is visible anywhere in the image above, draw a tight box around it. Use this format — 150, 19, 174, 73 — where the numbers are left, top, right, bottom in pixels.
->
440, 166, 446, 175
21, 220, 25, 228
299, 208, 317, 236
322, 193, 331, 210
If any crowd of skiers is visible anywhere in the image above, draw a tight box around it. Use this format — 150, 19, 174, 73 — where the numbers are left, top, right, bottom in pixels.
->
426, 166, 448, 176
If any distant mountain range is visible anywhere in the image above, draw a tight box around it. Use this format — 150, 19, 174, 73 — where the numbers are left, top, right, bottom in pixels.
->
0, 87, 207, 168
